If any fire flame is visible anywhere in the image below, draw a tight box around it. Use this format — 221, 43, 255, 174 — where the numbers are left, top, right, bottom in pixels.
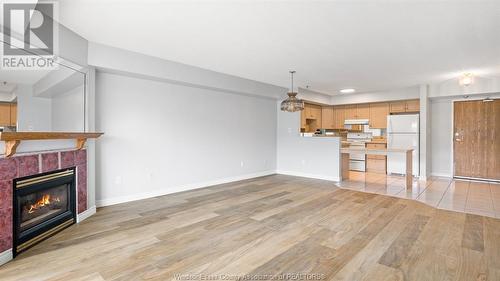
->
27, 194, 60, 214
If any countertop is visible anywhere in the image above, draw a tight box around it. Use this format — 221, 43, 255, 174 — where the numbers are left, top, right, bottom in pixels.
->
366, 138, 387, 144
341, 147, 413, 155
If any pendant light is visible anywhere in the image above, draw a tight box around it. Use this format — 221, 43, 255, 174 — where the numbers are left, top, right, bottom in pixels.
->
280, 71, 304, 112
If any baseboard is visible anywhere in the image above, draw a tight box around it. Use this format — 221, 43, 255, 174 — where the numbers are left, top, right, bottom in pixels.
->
276, 170, 340, 182
96, 170, 276, 207
0, 249, 12, 266
77, 205, 96, 223
431, 172, 453, 178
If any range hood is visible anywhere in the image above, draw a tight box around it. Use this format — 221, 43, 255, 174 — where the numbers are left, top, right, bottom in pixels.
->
344, 119, 369, 125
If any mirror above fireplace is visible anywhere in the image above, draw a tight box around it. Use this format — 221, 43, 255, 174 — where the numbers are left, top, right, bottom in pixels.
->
0, 41, 86, 133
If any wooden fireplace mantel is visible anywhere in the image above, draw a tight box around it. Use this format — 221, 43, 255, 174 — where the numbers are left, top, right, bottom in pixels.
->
0, 132, 104, 157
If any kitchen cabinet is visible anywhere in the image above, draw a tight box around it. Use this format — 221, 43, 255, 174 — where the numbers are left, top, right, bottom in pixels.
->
389, 101, 406, 113
405, 99, 420, 112
321, 106, 334, 129
345, 104, 357, 119
10, 103, 17, 126
390, 99, 420, 113
333, 106, 345, 129
0, 103, 11, 126
345, 104, 370, 119
304, 103, 321, 120
366, 143, 387, 174
369, 102, 389, 128
299, 99, 419, 131
357, 104, 370, 119
301, 103, 322, 132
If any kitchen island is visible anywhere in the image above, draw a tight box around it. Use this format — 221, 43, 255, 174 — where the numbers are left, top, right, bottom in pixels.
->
340, 147, 414, 189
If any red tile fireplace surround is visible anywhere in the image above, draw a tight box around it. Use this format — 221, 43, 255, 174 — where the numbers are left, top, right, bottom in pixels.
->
0, 149, 88, 254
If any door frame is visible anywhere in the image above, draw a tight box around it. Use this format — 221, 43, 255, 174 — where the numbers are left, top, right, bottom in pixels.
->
450, 96, 500, 182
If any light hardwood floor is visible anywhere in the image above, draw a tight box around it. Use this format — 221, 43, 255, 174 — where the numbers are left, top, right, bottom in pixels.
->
1, 174, 500, 280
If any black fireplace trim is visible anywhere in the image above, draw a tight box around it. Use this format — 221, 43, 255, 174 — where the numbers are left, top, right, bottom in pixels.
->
12, 167, 76, 257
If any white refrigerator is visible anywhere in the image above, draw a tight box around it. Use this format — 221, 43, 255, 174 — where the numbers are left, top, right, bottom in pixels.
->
387, 114, 419, 176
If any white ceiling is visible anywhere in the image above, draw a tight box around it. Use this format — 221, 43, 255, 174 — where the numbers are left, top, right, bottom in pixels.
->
58, 0, 500, 95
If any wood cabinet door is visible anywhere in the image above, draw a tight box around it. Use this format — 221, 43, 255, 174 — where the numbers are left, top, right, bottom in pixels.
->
345, 104, 357, 119
406, 99, 420, 112
369, 102, 389, 128
356, 104, 370, 119
389, 101, 406, 113
321, 106, 334, 129
0, 103, 11, 126
333, 106, 345, 129
10, 103, 17, 126
312, 105, 322, 127
453, 100, 499, 180
300, 110, 307, 129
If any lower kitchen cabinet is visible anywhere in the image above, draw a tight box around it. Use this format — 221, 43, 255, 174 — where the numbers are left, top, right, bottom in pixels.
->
366, 143, 387, 174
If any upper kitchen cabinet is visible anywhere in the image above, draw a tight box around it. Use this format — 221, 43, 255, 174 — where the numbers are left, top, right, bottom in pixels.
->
370, 102, 389, 128
389, 101, 406, 113
303, 103, 322, 120
0, 103, 10, 126
390, 99, 420, 113
345, 104, 357, 119
333, 106, 345, 129
405, 99, 420, 112
301, 103, 322, 132
321, 106, 334, 129
345, 104, 369, 119
10, 103, 17, 126
356, 104, 370, 119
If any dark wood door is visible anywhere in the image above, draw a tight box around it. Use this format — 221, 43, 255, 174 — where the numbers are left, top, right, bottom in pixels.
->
454, 99, 500, 180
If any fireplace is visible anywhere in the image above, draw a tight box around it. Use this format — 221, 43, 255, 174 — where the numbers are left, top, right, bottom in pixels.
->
13, 168, 76, 256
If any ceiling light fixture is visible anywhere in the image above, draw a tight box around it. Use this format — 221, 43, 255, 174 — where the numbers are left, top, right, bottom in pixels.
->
459, 73, 473, 86
280, 71, 304, 112
340, 88, 356, 94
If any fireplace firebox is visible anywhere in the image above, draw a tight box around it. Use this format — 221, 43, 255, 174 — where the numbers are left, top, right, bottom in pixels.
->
13, 168, 76, 256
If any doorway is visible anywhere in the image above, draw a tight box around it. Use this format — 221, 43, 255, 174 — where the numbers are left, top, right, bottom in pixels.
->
453, 99, 500, 181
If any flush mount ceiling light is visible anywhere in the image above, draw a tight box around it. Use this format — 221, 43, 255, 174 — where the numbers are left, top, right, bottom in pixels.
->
340, 88, 356, 94
459, 73, 474, 86
280, 71, 304, 112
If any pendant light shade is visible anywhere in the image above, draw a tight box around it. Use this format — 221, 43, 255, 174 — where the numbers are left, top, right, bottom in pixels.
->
280, 71, 304, 112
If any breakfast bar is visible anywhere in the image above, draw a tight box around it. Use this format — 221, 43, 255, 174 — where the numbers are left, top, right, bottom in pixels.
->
340, 147, 414, 189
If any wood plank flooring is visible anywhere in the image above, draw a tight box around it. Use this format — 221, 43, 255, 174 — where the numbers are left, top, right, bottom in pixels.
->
1, 174, 499, 281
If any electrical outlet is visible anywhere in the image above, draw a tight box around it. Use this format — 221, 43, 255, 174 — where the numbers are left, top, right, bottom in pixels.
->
240, 161, 244, 167
301, 160, 306, 166
114, 176, 122, 185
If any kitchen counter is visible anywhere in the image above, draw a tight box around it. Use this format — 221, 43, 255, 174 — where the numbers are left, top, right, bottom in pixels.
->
366, 138, 387, 144
341, 147, 412, 155
340, 147, 413, 188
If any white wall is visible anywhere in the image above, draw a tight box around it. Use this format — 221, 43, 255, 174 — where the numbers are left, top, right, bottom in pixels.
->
430, 99, 453, 177
51, 85, 85, 131
276, 102, 341, 181
95, 72, 277, 206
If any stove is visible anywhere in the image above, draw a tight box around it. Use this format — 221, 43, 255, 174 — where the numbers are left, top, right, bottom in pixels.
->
346, 132, 372, 172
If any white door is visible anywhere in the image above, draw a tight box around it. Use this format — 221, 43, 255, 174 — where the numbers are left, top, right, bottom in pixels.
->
387, 133, 419, 176
387, 114, 419, 133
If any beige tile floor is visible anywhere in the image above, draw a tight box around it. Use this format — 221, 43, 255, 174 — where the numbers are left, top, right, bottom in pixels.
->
336, 171, 500, 218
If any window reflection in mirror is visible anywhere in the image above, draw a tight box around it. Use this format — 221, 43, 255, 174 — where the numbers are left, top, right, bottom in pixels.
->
0, 46, 85, 133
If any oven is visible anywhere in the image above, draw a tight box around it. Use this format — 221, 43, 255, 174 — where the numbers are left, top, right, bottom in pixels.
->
346, 132, 372, 172
348, 142, 367, 171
